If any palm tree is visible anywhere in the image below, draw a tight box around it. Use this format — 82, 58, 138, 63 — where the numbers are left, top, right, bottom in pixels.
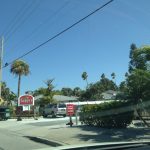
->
81, 72, 88, 88
10, 60, 30, 98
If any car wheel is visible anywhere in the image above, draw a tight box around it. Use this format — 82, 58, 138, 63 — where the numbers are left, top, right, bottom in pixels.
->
43, 114, 47, 118
52, 112, 56, 118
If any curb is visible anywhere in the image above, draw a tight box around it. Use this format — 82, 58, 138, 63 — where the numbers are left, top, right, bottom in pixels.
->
24, 136, 64, 147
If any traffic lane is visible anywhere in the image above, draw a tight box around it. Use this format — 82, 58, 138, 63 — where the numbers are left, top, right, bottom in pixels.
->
0, 128, 50, 150
28, 116, 78, 127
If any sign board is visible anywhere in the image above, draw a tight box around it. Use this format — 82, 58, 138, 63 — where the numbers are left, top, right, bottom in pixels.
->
18, 95, 34, 106
66, 104, 75, 116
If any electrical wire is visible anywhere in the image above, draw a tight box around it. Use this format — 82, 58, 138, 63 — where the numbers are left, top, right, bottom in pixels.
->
3, 0, 114, 69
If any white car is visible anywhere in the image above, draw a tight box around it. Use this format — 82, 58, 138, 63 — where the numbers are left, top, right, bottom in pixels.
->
43, 103, 66, 118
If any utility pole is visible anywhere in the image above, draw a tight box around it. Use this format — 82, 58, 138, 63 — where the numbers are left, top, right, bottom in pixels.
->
0, 37, 4, 98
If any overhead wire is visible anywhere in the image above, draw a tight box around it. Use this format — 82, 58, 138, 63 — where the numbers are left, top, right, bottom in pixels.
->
3, 0, 114, 69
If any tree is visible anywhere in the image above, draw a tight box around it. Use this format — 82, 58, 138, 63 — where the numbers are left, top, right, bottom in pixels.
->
125, 72, 128, 78
129, 45, 150, 72
101, 73, 105, 79
127, 69, 150, 103
73, 87, 82, 97
111, 72, 116, 80
80, 76, 117, 101
61, 88, 73, 96
44, 79, 55, 92
1, 82, 17, 105
81, 72, 88, 88
34, 79, 55, 105
127, 45, 150, 102
10, 60, 30, 97
127, 45, 150, 127
129, 43, 137, 72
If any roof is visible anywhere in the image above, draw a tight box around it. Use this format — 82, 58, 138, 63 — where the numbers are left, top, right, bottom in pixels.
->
53, 95, 78, 102
34, 94, 78, 102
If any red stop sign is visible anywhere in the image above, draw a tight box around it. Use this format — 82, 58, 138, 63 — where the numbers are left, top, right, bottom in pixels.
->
66, 104, 75, 116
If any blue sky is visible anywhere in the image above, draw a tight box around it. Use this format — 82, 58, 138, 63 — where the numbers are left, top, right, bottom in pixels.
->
0, 0, 150, 95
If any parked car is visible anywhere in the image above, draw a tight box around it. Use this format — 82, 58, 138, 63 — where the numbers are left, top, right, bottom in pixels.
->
43, 103, 66, 118
0, 106, 10, 120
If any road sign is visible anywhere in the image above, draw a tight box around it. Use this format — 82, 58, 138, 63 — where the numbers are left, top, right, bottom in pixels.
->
18, 95, 34, 106
66, 104, 75, 116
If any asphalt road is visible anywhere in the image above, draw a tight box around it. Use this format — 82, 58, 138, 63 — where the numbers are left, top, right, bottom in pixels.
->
1, 117, 146, 150
0, 128, 50, 150
0, 117, 78, 150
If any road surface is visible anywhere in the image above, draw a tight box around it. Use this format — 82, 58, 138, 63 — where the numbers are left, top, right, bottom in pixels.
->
0, 128, 50, 150
0, 117, 145, 150
0, 117, 78, 150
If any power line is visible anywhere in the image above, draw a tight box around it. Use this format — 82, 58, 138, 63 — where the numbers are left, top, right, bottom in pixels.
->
3, 0, 114, 69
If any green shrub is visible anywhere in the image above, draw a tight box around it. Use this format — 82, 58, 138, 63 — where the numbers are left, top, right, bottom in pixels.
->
79, 101, 134, 128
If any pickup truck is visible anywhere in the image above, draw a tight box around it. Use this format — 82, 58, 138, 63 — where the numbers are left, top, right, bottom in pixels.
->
43, 103, 66, 118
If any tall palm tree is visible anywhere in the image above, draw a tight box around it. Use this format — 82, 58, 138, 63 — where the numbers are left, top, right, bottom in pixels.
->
81, 72, 88, 88
10, 60, 30, 98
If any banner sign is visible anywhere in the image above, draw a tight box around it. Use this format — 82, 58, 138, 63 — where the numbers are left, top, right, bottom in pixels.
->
18, 95, 34, 106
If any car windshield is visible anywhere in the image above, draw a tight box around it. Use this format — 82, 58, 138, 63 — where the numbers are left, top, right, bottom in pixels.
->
0, 0, 150, 150
58, 104, 66, 108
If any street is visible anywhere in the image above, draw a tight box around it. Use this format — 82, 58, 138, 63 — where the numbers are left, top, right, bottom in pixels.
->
0, 117, 149, 150
0, 128, 50, 150
0, 117, 78, 150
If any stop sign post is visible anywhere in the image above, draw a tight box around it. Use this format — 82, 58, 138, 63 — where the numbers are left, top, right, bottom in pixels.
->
66, 104, 75, 127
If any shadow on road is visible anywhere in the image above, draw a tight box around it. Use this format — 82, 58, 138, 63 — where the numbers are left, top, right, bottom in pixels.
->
73, 125, 150, 142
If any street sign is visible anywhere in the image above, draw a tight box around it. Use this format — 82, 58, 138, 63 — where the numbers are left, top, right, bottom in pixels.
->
18, 95, 34, 106
66, 104, 75, 116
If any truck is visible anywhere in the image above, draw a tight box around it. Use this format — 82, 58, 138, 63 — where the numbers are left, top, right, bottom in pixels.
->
42, 103, 66, 118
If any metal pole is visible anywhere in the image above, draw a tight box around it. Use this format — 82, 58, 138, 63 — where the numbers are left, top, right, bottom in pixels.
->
0, 37, 4, 98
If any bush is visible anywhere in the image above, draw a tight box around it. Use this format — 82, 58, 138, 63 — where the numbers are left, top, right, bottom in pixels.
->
79, 100, 134, 128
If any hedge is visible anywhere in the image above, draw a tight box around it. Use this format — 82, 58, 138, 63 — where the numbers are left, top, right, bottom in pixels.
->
79, 100, 134, 128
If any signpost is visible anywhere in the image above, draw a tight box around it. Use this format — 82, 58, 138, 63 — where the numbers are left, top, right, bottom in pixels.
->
66, 104, 75, 127
66, 104, 75, 116
18, 95, 34, 119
